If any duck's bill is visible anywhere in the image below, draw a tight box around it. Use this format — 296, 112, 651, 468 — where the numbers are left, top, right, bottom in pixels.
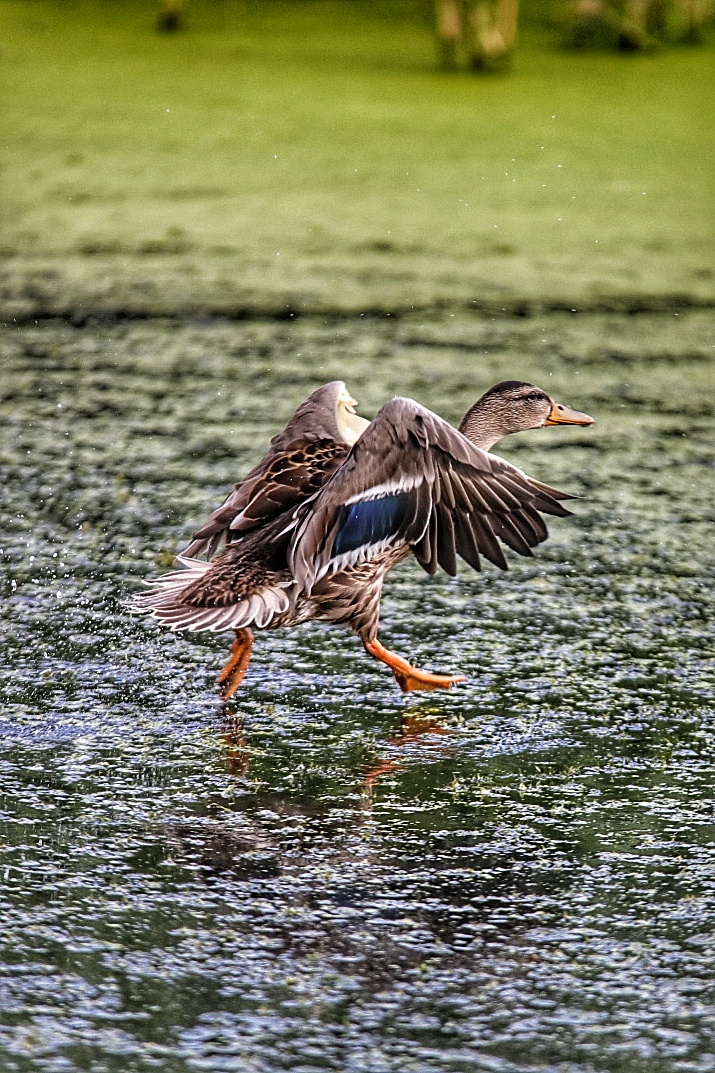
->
546, 401, 595, 426
338, 387, 359, 414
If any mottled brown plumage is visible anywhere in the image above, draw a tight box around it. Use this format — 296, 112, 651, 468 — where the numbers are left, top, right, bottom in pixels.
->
130, 378, 593, 694
183, 381, 365, 559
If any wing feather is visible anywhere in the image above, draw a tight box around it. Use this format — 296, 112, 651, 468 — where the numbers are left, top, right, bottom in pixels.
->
453, 511, 482, 572
468, 512, 506, 571
289, 396, 576, 591
436, 503, 458, 577
182, 382, 356, 559
492, 515, 534, 557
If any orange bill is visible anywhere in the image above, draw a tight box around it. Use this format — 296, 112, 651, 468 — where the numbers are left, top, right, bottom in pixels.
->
545, 400, 595, 426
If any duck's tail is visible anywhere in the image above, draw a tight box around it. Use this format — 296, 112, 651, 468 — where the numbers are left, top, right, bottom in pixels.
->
128, 555, 292, 632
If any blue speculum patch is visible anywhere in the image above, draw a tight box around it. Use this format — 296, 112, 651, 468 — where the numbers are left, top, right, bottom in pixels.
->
333, 492, 412, 556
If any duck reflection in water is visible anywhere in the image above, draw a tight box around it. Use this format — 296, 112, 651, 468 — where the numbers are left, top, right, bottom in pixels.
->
362, 709, 454, 802
218, 701, 454, 806
165, 706, 576, 971
221, 706, 251, 778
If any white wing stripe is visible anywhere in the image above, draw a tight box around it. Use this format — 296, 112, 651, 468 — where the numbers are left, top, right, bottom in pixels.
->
312, 535, 402, 584
343, 474, 424, 506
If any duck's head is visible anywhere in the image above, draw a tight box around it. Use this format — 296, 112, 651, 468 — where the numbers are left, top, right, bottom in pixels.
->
459, 380, 594, 451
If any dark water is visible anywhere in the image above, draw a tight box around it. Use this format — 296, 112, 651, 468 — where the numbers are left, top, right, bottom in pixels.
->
1, 310, 713, 1073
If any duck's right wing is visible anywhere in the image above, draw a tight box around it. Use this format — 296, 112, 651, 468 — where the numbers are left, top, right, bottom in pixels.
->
289, 397, 574, 592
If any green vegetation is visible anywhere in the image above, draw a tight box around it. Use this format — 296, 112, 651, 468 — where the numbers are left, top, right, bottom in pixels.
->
0, 0, 712, 316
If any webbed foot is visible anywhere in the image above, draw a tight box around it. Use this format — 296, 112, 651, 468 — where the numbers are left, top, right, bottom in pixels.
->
364, 638, 466, 693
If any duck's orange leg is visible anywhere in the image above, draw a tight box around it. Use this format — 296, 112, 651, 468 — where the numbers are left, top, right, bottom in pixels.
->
217, 627, 254, 699
364, 638, 466, 693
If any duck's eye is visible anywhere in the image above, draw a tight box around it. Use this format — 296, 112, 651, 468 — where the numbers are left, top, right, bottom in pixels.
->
526, 392, 541, 401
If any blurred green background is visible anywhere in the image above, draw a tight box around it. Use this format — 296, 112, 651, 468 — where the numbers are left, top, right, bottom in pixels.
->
1, 0, 713, 318
1, 7, 715, 1069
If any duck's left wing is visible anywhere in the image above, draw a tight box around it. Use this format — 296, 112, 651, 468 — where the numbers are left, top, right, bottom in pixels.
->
181, 381, 358, 559
289, 397, 574, 592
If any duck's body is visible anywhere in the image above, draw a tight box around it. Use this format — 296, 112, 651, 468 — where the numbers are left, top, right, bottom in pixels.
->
131, 380, 593, 695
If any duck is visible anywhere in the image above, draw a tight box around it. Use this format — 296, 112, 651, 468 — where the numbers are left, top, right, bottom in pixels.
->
130, 380, 593, 696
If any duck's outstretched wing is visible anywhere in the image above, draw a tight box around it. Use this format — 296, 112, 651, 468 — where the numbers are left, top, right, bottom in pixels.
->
183, 382, 355, 559
289, 397, 574, 592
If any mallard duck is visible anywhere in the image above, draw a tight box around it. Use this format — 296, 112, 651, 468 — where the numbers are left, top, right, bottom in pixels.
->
131, 380, 593, 696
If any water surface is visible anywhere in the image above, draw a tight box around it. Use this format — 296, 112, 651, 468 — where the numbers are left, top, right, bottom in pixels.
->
1, 310, 713, 1072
